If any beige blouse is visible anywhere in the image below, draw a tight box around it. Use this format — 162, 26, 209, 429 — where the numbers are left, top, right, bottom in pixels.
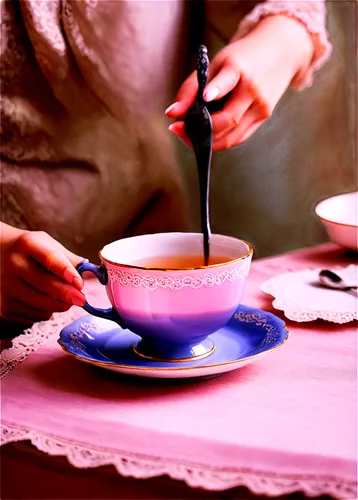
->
0, 0, 331, 261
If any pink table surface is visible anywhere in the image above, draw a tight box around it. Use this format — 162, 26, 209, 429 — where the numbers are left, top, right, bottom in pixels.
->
1, 243, 357, 499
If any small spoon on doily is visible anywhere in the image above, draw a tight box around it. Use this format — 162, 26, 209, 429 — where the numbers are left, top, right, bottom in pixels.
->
318, 269, 358, 296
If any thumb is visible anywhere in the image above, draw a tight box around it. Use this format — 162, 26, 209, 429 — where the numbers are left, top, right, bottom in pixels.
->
204, 59, 241, 103
61, 246, 85, 268
48, 237, 85, 269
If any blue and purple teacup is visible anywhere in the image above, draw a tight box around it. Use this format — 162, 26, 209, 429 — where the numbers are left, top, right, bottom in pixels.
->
77, 232, 253, 361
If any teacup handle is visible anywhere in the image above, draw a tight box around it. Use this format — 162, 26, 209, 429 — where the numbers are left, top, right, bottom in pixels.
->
76, 259, 127, 328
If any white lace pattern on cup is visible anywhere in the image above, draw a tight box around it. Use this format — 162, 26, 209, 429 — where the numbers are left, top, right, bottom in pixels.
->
107, 264, 250, 291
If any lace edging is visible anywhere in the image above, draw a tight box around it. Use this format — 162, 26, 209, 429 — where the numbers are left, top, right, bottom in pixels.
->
260, 265, 358, 324
0, 308, 83, 379
1, 423, 356, 498
271, 302, 357, 324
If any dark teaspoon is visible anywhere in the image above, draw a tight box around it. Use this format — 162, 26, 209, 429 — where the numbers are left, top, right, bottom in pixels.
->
185, 45, 212, 266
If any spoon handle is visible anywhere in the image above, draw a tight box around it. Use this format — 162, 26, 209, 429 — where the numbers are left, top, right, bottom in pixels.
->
192, 136, 212, 265
196, 45, 209, 103
185, 45, 213, 266
196, 45, 211, 265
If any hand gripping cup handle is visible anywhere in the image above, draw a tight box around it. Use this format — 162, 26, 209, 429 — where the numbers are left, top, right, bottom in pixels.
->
76, 259, 126, 328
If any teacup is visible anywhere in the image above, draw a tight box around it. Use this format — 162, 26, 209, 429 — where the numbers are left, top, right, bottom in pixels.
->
76, 232, 253, 361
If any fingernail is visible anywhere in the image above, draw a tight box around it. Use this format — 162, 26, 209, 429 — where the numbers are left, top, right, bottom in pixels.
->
71, 292, 86, 307
73, 277, 84, 291
64, 268, 74, 284
168, 123, 176, 133
165, 102, 178, 114
204, 87, 219, 102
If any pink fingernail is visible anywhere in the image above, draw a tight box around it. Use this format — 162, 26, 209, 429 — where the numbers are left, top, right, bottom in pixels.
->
64, 268, 74, 284
204, 87, 219, 102
73, 277, 84, 291
71, 292, 86, 307
165, 102, 178, 114
168, 124, 176, 133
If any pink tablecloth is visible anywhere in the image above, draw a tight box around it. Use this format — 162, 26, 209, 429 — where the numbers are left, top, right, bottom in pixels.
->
1, 244, 357, 499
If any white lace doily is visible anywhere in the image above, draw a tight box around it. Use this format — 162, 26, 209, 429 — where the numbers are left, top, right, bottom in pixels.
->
261, 265, 358, 323
0, 308, 84, 379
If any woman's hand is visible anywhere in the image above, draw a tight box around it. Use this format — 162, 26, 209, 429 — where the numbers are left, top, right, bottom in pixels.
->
166, 15, 314, 151
0, 223, 86, 324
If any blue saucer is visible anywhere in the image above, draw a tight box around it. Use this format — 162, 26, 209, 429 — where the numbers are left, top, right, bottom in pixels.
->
59, 305, 288, 379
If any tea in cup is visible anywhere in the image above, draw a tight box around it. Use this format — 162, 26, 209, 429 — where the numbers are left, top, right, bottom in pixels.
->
76, 232, 253, 361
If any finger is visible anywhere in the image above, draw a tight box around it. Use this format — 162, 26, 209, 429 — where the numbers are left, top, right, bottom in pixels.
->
212, 123, 250, 152
168, 120, 185, 136
15, 281, 72, 313
168, 121, 193, 148
14, 257, 86, 306
18, 232, 84, 288
213, 106, 265, 151
212, 131, 238, 152
237, 110, 266, 145
239, 119, 266, 143
165, 52, 224, 118
4, 301, 53, 324
211, 81, 254, 135
59, 246, 85, 268
203, 57, 241, 103
214, 102, 259, 141
24, 270, 86, 306
231, 102, 267, 139
52, 243, 85, 291
165, 71, 198, 118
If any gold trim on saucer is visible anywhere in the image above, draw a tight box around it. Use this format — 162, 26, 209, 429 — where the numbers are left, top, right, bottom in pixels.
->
132, 343, 216, 363
57, 328, 289, 372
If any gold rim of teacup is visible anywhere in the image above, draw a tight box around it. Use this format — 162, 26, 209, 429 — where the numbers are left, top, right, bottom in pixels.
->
98, 238, 253, 272
132, 342, 216, 363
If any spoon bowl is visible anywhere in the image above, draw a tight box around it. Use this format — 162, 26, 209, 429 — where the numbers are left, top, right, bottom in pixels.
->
319, 269, 357, 293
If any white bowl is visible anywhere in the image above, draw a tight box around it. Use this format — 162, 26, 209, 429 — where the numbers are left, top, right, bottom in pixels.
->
315, 191, 358, 251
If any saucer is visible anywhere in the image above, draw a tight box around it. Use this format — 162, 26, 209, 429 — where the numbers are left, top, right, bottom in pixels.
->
58, 305, 288, 379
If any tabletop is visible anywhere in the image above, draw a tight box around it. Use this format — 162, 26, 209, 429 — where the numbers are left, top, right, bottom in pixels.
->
1, 243, 357, 500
